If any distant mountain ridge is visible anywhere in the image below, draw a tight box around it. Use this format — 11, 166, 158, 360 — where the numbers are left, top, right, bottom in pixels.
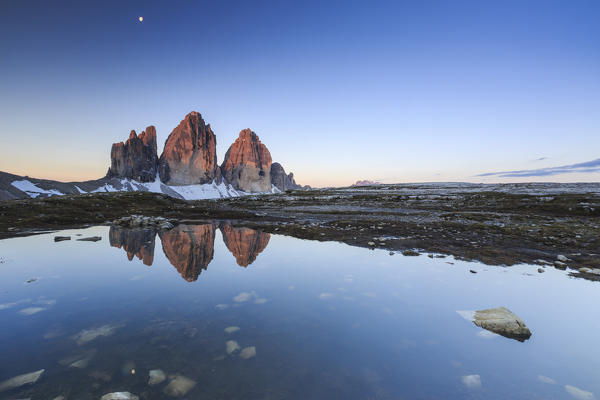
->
0, 111, 308, 201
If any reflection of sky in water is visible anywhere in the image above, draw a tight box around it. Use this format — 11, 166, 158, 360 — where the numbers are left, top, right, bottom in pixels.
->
0, 225, 599, 399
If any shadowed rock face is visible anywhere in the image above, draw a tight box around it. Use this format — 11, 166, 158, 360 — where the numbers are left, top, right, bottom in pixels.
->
108, 126, 158, 182
221, 129, 272, 192
109, 227, 157, 266
158, 112, 218, 185
159, 224, 215, 281
270, 162, 301, 191
220, 224, 270, 267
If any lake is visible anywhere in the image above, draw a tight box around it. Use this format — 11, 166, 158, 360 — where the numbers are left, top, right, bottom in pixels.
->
0, 223, 598, 399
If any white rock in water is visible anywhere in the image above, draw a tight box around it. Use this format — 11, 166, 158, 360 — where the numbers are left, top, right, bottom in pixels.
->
565, 385, 596, 400
0, 369, 44, 392
240, 346, 256, 359
224, 326, 240, 334
226, 340, 240, 354
461, 374, 481, 388
472, 307, 532, 341
148, 369, 166, 386
163, 375, 197, 397
100, 392, 139, 400
557, 254, 568, 262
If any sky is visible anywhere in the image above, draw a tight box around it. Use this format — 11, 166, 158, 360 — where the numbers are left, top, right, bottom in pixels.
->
0, 0, 599, 187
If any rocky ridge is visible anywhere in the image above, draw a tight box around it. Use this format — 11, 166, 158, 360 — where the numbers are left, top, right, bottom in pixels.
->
0, 111, 307, 201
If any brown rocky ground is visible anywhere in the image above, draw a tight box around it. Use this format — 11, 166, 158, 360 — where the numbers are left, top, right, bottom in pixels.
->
1, 184, 598, 279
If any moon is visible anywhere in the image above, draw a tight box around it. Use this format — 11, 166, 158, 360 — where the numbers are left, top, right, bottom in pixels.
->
138, 16, 143, 22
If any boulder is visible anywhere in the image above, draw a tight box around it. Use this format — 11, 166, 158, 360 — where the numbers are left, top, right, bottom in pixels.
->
473, 307, 531, 341
108, 126, 158, 182
221, 129, 272, 192
159, 112, 217, 185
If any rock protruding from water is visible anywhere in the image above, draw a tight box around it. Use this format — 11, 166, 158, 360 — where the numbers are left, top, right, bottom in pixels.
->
0, 369, 44, 392
473, 307, 532, 341
108, 126, 158, 182
159, 111, 218, 185
270, 162, 302, 191
221, 129, 272, 192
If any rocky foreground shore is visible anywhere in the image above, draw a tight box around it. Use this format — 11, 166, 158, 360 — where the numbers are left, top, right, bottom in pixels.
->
1, 183, 598, 278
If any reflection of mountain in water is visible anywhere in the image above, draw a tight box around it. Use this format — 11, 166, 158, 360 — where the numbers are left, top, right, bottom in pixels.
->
220, 224, 270, 267
159, 224, 215, 282
109, 223, 270, 280
109, 226, 157, 266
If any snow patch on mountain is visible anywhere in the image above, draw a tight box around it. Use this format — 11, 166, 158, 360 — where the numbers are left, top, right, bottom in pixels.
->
11, 180, 64, 198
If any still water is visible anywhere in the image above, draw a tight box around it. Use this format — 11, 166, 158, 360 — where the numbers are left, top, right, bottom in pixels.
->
0, 223, 599, 399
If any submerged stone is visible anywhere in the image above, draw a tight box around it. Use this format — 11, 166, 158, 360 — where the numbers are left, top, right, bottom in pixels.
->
473, 307, 531, 342
0, 369, 44, 392
163, 375, 196, 397
54, 236, 71, 242
565, 385, 596, 400
148, 369, 166, 386
226, 340, 240, 354
240, 346, 256, 359
224, 326, 240, 334
100, 392, 139, 400
461, 374, 481, 388
73, 324, 120, 345
19, 307, 45, 315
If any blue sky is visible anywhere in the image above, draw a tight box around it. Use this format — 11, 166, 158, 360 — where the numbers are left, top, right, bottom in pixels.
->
1, 0, 598, 186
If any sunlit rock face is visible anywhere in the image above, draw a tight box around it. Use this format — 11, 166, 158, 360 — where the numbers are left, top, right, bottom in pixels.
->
108, 126, 158, 182
159, 224, 215, 281
221, 129, 272, 192
220, 224, 270, 267
109, 226, 157, 266
270, 162, 301, 191
158, 112, 218, 185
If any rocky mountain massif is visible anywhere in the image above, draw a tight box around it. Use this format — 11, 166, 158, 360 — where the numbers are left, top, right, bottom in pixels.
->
0, 111, 307, 201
